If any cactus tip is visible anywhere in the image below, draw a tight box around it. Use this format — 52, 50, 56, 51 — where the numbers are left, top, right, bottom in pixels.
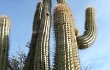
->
86, 6, 95, 13
86, 6, 94, 9
36, 1, 43, 9
0, 15, 11, 28
0, 15, 10, 19
38, 0, 42, 2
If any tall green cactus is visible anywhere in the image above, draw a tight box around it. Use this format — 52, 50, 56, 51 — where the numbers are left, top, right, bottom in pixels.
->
23, 2, 43, 70
0, 16, 11, 70
53, 0, 96, 70
33, 0, 51, 70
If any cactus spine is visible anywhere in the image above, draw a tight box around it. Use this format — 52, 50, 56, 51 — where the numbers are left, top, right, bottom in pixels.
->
23, 2, 43, 70
34, 0, 51, 70
0, 16, 11, 70
53, 0, 96, 70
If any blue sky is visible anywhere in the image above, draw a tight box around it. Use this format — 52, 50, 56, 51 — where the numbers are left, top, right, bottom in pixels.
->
0, 0, 110, 70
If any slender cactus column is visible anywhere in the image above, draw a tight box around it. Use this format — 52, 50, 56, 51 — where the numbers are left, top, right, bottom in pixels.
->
53, 0, 80, 70
34, 0, 51, 70
23, 2, 43, 70
0, 16, 11, 70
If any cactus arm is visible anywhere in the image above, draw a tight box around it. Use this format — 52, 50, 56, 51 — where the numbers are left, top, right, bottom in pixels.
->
23, 2, 43, 70
33, 0, 51, 70
77, 7, 96, 49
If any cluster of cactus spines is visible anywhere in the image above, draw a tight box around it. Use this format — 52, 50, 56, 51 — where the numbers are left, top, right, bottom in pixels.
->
33, 0, 51, 70
23, 2, 43, 70
53, 0, 96, 70
77, 7, 96, 49
0, 16, 11, 70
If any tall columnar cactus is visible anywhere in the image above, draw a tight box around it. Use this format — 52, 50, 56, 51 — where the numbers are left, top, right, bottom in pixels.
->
23, 2, 43, 70
53, 0, 96, 70
33, 0, 51, 70
0, 16, 11, 70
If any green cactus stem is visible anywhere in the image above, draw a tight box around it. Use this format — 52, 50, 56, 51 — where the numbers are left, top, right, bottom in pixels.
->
53, 2, 80, 70
77, 7, 96, 49
33, 0, 51, 70
23, 2, 43, 70
0, 16, 11, 70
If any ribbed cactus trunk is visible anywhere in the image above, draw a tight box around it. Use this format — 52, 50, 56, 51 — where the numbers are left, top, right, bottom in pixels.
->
53, 1, 80, 70
0, 36, 9, 70
0, 16, 11, 70
23, 2, 43, 70
53, 0, 96, 70
34, 0, 51, 70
